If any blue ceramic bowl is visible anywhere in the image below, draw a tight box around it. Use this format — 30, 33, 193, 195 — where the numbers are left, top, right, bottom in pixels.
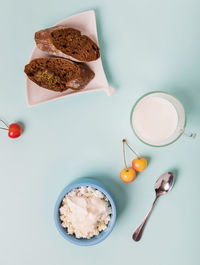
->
54, 178, 117, 246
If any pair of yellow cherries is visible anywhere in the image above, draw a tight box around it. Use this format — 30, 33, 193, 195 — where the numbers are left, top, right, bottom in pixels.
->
120, 139, 147, 183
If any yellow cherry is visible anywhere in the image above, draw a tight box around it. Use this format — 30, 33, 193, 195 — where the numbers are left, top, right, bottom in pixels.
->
132, 157, 147, 172
120, 168, 136, 183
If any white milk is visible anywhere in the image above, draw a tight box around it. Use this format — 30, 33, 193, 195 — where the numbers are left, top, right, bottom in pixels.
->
132, 96, 178, 144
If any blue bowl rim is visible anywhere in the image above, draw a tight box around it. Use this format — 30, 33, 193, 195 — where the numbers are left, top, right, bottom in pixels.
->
54, 178, 117, 246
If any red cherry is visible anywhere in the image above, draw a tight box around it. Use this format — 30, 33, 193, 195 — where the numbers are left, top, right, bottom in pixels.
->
8, 123, 22, 138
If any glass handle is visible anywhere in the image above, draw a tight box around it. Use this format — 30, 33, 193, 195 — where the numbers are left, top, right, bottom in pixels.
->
183, 131, 197, 139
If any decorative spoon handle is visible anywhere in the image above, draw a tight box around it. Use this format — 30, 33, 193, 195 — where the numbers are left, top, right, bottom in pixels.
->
132, 196, 159, 241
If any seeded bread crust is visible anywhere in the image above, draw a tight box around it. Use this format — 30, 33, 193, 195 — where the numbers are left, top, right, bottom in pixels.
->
35, 26, 100, 62
24, 57, 95, 92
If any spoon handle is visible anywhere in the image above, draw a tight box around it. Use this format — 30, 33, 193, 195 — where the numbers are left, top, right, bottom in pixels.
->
132, 196, 159, 241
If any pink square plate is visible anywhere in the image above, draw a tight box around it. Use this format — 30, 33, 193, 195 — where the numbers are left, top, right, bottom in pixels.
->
26, 10, 115, 107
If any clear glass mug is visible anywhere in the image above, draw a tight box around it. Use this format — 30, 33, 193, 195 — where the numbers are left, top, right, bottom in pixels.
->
130, 91, 196, 147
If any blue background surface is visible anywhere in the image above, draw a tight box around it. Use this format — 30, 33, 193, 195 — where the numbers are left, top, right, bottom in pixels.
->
0, 0, 199, 264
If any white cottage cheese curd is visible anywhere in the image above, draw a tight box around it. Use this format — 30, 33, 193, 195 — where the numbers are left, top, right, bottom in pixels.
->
59, 186, 112, 239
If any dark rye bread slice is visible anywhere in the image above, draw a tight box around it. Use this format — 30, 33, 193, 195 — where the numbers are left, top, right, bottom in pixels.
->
24, 57, 95, 92
35, 26, 100, 62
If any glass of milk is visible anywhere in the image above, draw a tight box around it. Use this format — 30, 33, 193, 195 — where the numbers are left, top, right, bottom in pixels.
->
130, 91, 188, 146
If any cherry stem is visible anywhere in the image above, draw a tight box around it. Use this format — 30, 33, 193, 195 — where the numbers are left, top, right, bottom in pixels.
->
123, 139, 140, 158
123, 140, 128, 170
0, 127, 8, 131
0, 119, 9, 129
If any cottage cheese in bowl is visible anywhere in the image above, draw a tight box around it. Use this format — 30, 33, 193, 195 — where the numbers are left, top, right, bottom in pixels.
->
59, 186, 112, 239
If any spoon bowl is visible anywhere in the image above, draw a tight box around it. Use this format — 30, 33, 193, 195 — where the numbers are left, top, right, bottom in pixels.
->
154, 172, 175, 196
132, 172, 175, 241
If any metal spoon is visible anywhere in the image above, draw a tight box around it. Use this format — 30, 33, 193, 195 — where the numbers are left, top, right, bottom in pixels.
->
132, 172, 175, 241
